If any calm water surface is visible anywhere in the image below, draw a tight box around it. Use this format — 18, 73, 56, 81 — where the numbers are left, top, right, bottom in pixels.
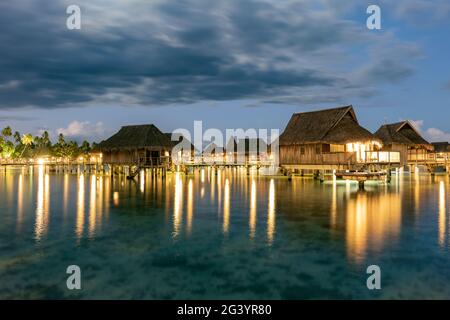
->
1, 166, 450, 299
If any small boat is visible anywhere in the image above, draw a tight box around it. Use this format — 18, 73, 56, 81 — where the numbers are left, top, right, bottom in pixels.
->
335, 171, 387, 181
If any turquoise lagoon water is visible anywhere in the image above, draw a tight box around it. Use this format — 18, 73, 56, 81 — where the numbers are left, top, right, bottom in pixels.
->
1, 166, 450, 299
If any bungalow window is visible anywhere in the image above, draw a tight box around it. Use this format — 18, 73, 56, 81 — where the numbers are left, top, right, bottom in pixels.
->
300, 146, 305, 155
315, 144, 321, 154
330, 144, 345, 153
322, 144, 331, 153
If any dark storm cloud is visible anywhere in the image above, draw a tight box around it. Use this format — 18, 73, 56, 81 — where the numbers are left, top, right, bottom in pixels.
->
0, 0, 417, 109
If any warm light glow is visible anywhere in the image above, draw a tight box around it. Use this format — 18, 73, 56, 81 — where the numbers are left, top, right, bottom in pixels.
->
88, 175, 97, 237
37, 158, 45, 165
346, 192, 402, 265
414, 168, 420, 212
173, 172, 183, 239
113, 191, 119, 206
210, 168, 215, 202
140, 169, 145, 193
217, 169, 222, 206
249, 179, 257, 239
331, 175, 337, 228
346, 141, 381, 162
35, 165, 50, 241
372, 140, 382, 149
17, 174, 24, 232
439, 181, 446, 247
63, 174, 69, 217
223, 178, 230, 234
187, 179, 194, 234
267, 179, 276, 245
76, 174, 85, 239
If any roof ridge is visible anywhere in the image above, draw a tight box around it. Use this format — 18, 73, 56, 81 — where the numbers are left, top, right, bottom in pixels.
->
121, 124, 156, 128
292, 105, 352, 116
319, 106, 354, 140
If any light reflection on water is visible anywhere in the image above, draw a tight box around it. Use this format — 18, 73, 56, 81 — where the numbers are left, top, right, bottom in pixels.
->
34, 165, 50, 242
223, 178, 230, 234
173, 172, 183, 239
249, 179, 257, 239
1, 168, 450, 299
345, 189, 402, 265
439, 181, 446, 247
267, 178, 275, 245
76, 174, 85, 240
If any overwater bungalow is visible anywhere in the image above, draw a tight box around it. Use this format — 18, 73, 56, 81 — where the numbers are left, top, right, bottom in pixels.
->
374, 121, 432, 166
203, 141, 224, 164
98, 124, 172, 166
279, 105, 399, 172
212, 137, 270, 165
432, 142, 450, 153
164, 132, 196, 163
430, 142, 450, 167
202, 138, 240, 164
235, 138, 271, 165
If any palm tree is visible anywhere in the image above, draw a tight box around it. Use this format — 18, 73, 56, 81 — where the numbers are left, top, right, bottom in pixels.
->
19, 134, 34, 158
13, 131, 21, 144
41, 131, 50, 147
0, 127, 14, 159
1, 126, 12, 138
57, 133, 65, 146
80, 140, 91, 154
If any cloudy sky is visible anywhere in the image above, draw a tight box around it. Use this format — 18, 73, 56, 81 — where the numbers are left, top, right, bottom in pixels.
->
0, 0, 449, 142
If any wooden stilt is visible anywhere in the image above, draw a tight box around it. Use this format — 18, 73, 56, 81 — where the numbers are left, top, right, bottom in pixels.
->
358, 180, 365, 190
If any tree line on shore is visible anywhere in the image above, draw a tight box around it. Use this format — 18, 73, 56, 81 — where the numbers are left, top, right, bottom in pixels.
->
0, 126, 97, 160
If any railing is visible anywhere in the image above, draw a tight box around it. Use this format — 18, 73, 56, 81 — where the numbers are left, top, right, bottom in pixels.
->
364, 151, 400, 163
409, 152, 450, 163
408, 153, 428, 162
138, 156, 170, 166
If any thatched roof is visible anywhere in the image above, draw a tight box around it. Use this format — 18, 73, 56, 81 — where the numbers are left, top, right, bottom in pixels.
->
279, 105, 379, 145
432, 142, 450, 153
98, 124, 173, 151
375, 121, 432, 150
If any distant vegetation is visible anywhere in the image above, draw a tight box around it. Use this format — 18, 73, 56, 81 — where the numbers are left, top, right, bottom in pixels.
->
0, 126, 97, 161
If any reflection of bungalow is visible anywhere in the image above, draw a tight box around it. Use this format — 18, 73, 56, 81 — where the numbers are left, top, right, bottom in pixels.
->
374, 121, 432, 165
98, 124, 172, 166
279, 106, 394, 170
